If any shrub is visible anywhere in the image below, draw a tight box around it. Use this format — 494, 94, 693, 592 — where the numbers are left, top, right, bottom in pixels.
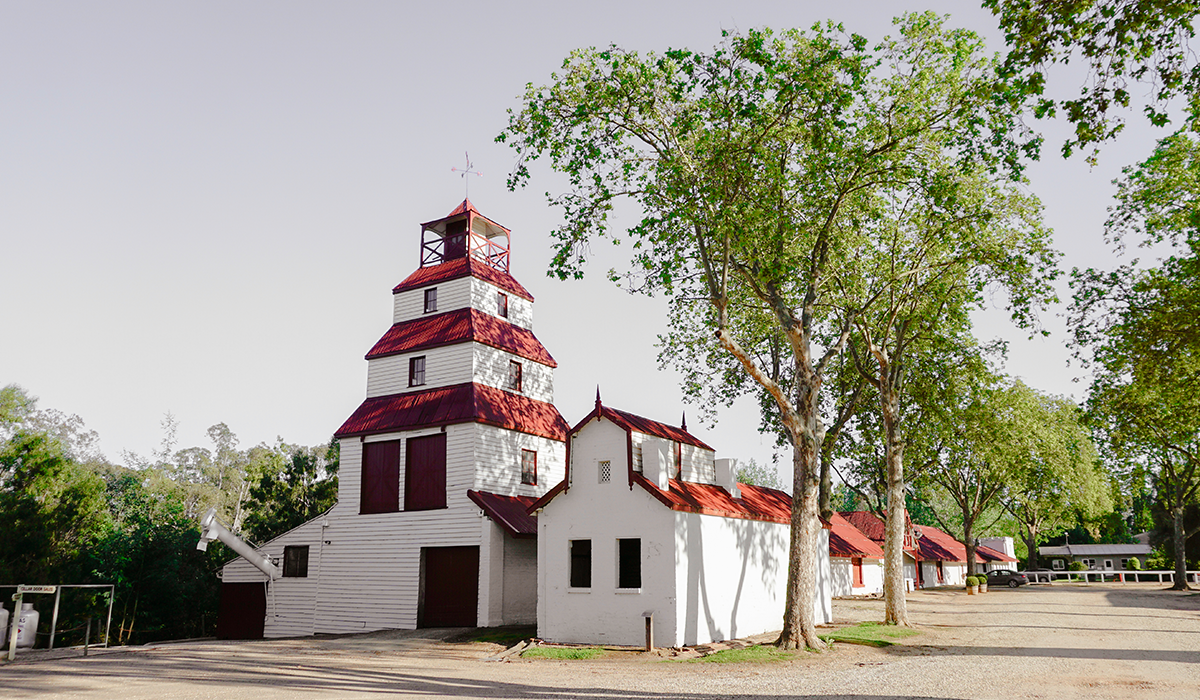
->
1127, 557, 1142, 571
1067, 561, 1088, 571
966, 576, 979, 587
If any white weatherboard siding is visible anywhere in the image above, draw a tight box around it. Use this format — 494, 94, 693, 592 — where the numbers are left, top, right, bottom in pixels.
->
365, 344, 473, 397
221, 518, 325, 638
470, 277, 533, 330
472, 345, 554, 403
946, 562, 967, 584
680, 443, 715, 485
394, 277, 471, 323
471, 423, 565, 499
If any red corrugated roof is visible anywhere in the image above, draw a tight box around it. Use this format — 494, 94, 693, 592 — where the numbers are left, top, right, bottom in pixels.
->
630, 474, 792, 524
334, 382, 568, 441
840, 511, 886, 541
977, 544, 1018, 563
393, 256, 533, 301
828, 512, 886, 559
365, 308, 557, 367
915, 526, 967, 562
467, 490, 537, 538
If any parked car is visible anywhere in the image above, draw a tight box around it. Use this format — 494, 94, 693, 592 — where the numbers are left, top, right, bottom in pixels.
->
986, 569, 1029, 588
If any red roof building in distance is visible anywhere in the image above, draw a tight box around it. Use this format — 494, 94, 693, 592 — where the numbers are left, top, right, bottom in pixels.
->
828, 513, 886, 559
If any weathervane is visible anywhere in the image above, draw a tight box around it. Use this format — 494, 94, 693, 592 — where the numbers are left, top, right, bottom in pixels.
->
451, 152, 482, 198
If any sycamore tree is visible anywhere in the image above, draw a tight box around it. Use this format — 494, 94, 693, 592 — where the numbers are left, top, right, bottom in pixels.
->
1000, 385, 1110, 570
1073, 131, 1200, 589
501, 14, 1034, 643
985, 0, 1200, 159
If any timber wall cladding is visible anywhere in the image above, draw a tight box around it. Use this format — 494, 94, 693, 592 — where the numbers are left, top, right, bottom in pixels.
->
471, 423, 564, 499
366, 344, 473, 397
394, 277, 472, 323
472, 344, 554, 402
471, 277, 534, 330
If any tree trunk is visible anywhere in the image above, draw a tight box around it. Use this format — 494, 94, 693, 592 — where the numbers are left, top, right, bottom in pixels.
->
963, 516, 977, 579
776, 381, 826, 650
1172, 507, 1192, 591
1023, 526, 1039, 571
880, 383, 909, 626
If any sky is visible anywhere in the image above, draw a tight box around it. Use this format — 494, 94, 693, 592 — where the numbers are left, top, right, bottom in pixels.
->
0, 1, 1176, 477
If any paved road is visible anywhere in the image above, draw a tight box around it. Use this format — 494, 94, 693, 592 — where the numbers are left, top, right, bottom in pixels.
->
2, 584, 1197, 699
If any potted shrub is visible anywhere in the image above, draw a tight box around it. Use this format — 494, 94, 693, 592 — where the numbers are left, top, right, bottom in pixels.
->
979, 574, 988, 593
966, 575, 979, 595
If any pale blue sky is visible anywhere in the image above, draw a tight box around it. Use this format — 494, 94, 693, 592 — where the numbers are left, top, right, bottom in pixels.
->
0, 1, 1173, 474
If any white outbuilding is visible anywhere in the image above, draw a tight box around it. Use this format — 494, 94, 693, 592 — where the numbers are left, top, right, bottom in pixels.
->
530, 397, 831, 648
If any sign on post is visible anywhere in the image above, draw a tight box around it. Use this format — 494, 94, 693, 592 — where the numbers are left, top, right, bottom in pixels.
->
17, 585, 57, 595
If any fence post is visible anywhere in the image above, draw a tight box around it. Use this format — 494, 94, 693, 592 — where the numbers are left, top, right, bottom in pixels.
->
84, 617, 91, 657
49, 587, 62, 650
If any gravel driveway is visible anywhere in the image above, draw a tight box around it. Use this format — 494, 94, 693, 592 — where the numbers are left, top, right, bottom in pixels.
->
3, 583, 1197, 699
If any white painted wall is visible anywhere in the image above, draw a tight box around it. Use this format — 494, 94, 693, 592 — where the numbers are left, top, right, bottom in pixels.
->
222, 517, 325, 638
365, 344, 473, 397
470, 277, 533, 330
472, 344, 554, 403
471, 423, 565, 500
393, 276, 471, 323
674, 510, 815, 646
539, 416, 679, 647
829, 557, 884, 596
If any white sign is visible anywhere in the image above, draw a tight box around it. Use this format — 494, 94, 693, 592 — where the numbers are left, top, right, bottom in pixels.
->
17, 585, 56, 594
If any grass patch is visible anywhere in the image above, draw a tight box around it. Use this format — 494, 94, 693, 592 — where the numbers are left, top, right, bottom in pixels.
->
465, 626, 536, 646
819, 621, 920, 648
686, 645, 800, 663
521, 646, 605, 660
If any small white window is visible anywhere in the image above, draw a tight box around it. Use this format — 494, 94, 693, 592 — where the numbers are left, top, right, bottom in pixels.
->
1104, 559, 1113, 570
1121, 558, 1129, 570
1052, 559, 1064, 570
598, 460, 612, 483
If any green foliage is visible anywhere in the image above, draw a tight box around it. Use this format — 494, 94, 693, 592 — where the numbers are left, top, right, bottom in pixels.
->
1068, 561, 1088, 571
735, 458, 784, 491
242, 439, 339, 545
819, 621, 919, 647
684, 645, 800, 662
522, 646, 605, 660
1128, 556, 1143, 571
985, 0, 1200, 159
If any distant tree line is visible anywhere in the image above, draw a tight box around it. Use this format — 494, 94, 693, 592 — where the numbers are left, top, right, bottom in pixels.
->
0, 384, 338, 646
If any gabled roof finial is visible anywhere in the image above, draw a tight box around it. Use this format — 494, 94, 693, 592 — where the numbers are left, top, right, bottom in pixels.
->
681, 410, 687, 432
595, 386, 603, 418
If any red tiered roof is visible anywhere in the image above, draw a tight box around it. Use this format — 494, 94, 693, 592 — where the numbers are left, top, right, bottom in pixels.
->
334, 382, 568, 441
393, 256, 533, 302
366, 308, 557, 367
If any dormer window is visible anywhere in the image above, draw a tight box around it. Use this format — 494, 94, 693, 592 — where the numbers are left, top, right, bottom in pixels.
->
424, 288, 438, 314
497, 292, 509, 318
507, 360, 522, 392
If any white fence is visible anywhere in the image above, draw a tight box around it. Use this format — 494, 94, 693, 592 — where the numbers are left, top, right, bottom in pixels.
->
1023, 570, 1200, 584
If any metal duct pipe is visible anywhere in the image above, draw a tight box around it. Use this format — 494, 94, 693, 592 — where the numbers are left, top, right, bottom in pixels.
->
196, 507, 280, 580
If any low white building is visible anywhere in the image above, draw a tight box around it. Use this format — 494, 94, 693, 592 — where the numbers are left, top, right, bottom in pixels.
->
531, 398, 831, 648
828, 513, 885, 596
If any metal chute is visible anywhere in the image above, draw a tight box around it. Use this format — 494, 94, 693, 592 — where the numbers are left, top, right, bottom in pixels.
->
196, 507, 280, 580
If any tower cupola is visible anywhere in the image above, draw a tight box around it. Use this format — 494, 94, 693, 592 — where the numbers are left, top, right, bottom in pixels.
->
420, 198, 510, 271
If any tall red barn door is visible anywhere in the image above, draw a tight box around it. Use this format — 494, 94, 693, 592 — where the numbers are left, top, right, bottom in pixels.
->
420, 546, 479, 627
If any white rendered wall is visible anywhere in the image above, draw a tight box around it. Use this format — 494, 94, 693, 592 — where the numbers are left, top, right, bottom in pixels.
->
538, 417, 679, 647
829, 558, 884, 597
478, 519, 538, 627
394, 277, 472, 323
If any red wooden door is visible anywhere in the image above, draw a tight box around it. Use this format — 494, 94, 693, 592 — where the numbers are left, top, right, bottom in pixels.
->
421, 546, 479, 627
405, 433, 446, 511
216, 582, 266, 639
361, 440, 401, 514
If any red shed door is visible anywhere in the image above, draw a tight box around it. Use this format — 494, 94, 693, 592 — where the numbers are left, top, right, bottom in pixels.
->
421, 546, 479, 628
217, 582, 266, 639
